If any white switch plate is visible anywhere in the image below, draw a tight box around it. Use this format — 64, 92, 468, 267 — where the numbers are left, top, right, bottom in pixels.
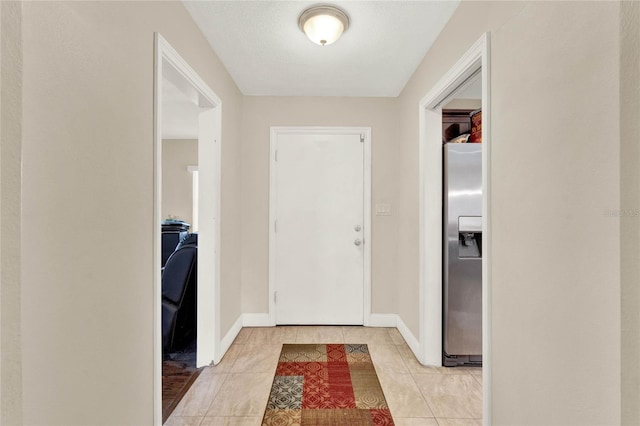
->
375, 203, 392, 216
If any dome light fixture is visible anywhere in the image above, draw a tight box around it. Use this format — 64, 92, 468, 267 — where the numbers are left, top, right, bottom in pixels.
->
298, 5, 350, 46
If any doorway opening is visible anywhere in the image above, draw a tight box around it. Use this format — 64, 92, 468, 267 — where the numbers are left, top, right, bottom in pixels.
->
154, 33, 222, 425
418, 33, 491, 424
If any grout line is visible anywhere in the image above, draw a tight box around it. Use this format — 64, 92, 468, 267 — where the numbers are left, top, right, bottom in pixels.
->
395, 339, 415, 374
200, 370, 231, 417
407, 368, 438, 420
222, 343, 243, 373
196, 338, 241, 418
470, 371, 482, 387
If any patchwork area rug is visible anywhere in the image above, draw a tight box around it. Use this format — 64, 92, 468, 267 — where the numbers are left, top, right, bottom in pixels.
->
262, 344, 394, 426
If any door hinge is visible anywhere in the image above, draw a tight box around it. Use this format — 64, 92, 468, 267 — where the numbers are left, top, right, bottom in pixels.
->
274, 220, 278, 233
275, 150, 278, 162
360, 134, 365, 143
274, 291, 277, 304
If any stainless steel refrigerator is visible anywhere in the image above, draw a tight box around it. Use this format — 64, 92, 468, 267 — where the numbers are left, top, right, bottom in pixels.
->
443, 143, 482, 367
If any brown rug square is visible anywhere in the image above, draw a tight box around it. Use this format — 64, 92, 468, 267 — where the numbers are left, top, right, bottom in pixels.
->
262, 343, 394, 426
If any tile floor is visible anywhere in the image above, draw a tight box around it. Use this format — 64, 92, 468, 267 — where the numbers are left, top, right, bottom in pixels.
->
166, 326, 482, 426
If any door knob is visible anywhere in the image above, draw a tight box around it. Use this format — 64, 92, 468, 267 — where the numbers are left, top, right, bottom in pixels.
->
354, 238, 362, 246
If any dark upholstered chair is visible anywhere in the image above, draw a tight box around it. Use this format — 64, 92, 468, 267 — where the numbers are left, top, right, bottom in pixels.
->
161, 221, 190, 268
161, 244, 197, 353
175, 232, 198, 251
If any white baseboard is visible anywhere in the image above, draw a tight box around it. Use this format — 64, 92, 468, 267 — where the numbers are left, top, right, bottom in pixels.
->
367, 313, 398, 327
235, 312, 423, 365
216, 315, 243, 364
368, 313, 421, 364
242, 313, 273, 327
396, 315, 421, 361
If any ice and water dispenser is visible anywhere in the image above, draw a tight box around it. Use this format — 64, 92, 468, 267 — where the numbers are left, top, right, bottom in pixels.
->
458, 216, 482, 258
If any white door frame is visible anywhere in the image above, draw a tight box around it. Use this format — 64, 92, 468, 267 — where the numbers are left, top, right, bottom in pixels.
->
268, 126, 372, 326
418, 33, 491, 425
154, 33, 222, 425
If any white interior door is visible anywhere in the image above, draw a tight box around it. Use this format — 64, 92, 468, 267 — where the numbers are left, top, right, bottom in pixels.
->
274, 131, 364, 324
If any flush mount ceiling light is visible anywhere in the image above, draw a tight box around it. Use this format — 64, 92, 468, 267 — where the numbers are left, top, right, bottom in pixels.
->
298, 5, 350, 46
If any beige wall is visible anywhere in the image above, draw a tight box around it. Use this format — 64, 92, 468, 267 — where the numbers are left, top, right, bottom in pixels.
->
398, 1, 625, 423
1, 2, 23, 424
491, 2, 620, 423
620, 1, 640, 424
162, 139, 198, 225
19, 1, 243, 424
241, 96, 400, 316
396, 0, 528, 342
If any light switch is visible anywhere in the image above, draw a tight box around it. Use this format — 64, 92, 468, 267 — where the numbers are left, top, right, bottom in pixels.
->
376, 203, 392, 216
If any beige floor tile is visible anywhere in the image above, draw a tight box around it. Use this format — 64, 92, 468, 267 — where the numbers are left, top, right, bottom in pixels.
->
209, 343, 243, 374
200, 416, 262, 426
433, 366, 473, 375
388, 328, 407, 346
244, 326, 297, 347
164, 416, 203, 426
231, 344, 281, 373
205, 373, 273, 417
394, 418, 439, 426
172, 369, 229, 417
368, 344, 411, 376
436, 418, 483, 426
168, 326, 483, 425
233, 327, 254, 344
294, 325, 345, 343
342, 326, 395, 345
465, 367, 482, 376
396, 344, 439, 375
466, 367, 483, 387
413, 374, 482, 419
468, 373, 482, 387
376, 371, 435, 418
471, 375, 482, 387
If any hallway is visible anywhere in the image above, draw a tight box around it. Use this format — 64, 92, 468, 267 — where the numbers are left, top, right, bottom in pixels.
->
166, 326, 482, 426
5, 1, 634, 423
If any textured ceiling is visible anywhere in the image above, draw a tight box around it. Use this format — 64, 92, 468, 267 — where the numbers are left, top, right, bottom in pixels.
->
183, 1, 460, 97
